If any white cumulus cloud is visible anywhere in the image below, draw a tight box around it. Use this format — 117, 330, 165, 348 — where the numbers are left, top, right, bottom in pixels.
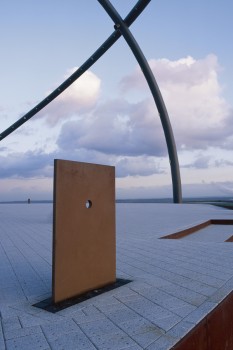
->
2, 55, 233, 183
37, 67, 101, 125
120, 54, 233, 150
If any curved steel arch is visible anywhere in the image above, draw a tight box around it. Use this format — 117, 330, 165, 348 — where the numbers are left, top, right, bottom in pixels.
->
98, 0, 182, 203
0, 0, 182, 203
0, 0, 149, 142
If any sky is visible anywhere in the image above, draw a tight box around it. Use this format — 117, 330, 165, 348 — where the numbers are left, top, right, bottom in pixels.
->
1, 0, 233, 201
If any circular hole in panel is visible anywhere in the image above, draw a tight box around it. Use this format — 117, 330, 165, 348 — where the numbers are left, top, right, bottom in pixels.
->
85, 200, 92, 209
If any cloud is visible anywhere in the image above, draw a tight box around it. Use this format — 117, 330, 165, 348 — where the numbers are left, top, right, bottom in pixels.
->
182, 155, 211, 169
57, 98, 166, 157
0, 146, 163, 180
0, 146, 8, 152
214, 159, 233, 167
120, 55, 233, 150
116, 156, 163, 177
2, 55, 233, 186
54, 55, 233, 164
0, 151, 53, 178
36, 67, 101, 125
121, 55, 217, 90
26, 55, 233, 161
51, 55, 233, 182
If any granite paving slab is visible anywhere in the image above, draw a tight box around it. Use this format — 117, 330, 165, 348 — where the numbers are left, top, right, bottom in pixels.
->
0, 203, 233, 349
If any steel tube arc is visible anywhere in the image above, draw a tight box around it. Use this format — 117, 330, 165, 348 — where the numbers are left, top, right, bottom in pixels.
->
0, 0, 150, 142
98, 0, 182, 203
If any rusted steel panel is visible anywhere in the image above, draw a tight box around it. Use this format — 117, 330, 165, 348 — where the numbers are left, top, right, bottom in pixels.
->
173, 291, 233, 350
207, 292, 233, 350
173, 320, 208, 350
52, 159, 116, 304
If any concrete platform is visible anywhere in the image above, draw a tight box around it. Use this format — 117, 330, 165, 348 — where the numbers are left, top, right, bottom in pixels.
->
0, 203, 233, 350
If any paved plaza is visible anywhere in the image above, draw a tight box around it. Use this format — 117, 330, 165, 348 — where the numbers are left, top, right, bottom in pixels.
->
1, 202, 233, 349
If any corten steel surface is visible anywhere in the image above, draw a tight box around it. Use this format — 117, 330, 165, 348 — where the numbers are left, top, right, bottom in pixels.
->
160, 219, 233, 240
173, 290, 233, 350
52, 159, 116, 304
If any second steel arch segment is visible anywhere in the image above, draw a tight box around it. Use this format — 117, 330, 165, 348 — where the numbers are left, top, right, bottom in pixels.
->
0, 0, 150, 142
98, 0, 182, 203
